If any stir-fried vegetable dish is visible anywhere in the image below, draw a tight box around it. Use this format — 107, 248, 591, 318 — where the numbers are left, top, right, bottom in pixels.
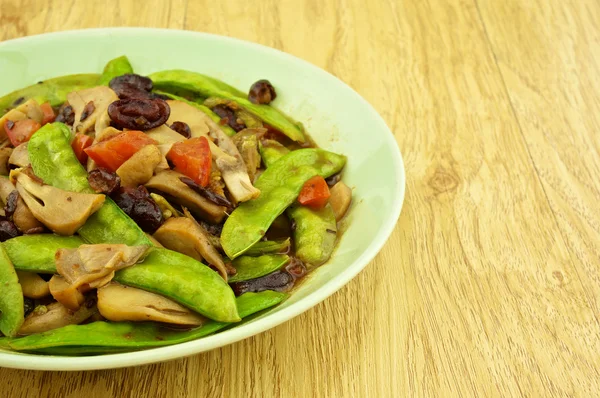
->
0, 56, 352, 355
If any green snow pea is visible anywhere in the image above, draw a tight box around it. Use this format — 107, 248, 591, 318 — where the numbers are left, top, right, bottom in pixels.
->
98, 55, 134, 85
3, 235, 84, 274
0, 245, 24, 337
229, 254, 290, 283
259, 143, 338, 268
114, 248, 240, 322
0, 74, 100, 112
28, 123, 152, 247
153, 90, 236, 136
150, 70, 305, 142
5, 291, 285, 353
245, 238, 291, 256
221, 148, 346, 259
288, 204, 337, 270
259, 139, 290, 168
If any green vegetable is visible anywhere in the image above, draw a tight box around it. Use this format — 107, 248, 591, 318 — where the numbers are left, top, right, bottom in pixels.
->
28, 123, 152, 247
150, 70, 305, 142
288, 204, 337, 269
114, 248, 240, 322
98, 55, 134, 85
0, 74, 100, 112
259, 143, 337, 268
221, 148, 346, 259
259, 139, 290, 168
153, 90, 236, 136
229, 254, 290, 283
245, 238, 291, 256
3, 235, 84, 273
4, 291, 285, 353
0, 245, 23, 337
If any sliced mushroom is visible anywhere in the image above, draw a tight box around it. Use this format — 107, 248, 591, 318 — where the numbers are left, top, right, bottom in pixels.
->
15, 99, 44, 124
329, 181, 352, 221
17, 271, 50, 299
167, 100, 260, 202
116, 144, 162, 187
10, 169, 105, 235
56, 244, 149, 291
0, 147, 13, 175
146, 170, 226, 223
232, 129, 266, 181
153, 209, 227, 280
48, 275, 85, 311
67, 86, 119, 134
8, 142, 30, 169
0, 176, 44, 233
18, 300, 97, 336
98, 282, 205, 326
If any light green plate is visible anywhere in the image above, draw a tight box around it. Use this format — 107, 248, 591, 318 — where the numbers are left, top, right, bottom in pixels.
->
0, 28, 405, 371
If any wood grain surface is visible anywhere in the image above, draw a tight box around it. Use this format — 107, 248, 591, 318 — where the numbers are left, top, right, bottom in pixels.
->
1, 0, 600, 396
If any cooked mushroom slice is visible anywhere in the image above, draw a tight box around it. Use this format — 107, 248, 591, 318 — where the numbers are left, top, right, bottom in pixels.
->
145, 123, 186, 144
0, 148, 13, 175
17, 271, 50, 299
167, 100, 260, 202
98, 282, 205, 326
8, 143, 30, 169
11, 168, 105, 235
146, 170, 226, 223
67, 86, 119, 134
0, 176, 44, 233
15, 99, 44, 124
48, 275, 85, 311
232, 129, 265, 181
116, 144, 162, 187
329, 181, 352, 221
153, 209, 227, 280
56, 244, 149, 290
18, 299, 97, 336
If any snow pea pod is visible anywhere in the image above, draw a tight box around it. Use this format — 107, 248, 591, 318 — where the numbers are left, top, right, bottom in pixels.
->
0, 74, 100, 112
98, 55, 134, 85
153, 90, 236, 136
288, 204, 337, 270
0, 245, 23, 337
259, 139, 290, 168
5, 291, 285, 353
3, 235, 84, 274
114, 248, 240, 322
221, 148, 346, 259
150, 70, 305, 142
260, 143, 338, 269
229, 254, 289, 283
28, 123, 152, 247
245, 238, 291, 256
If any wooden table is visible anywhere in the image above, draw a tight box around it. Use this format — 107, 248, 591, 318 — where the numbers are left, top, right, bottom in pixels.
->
2, 0, 600, 396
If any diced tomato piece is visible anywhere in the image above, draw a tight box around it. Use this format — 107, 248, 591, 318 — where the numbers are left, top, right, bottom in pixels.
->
84, 130, 157, 172
72, 133, 94, 165
40, 102, 56, 125
167, 137, 212, 187
4, 119, 41, 146
298, 175, 331, 209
